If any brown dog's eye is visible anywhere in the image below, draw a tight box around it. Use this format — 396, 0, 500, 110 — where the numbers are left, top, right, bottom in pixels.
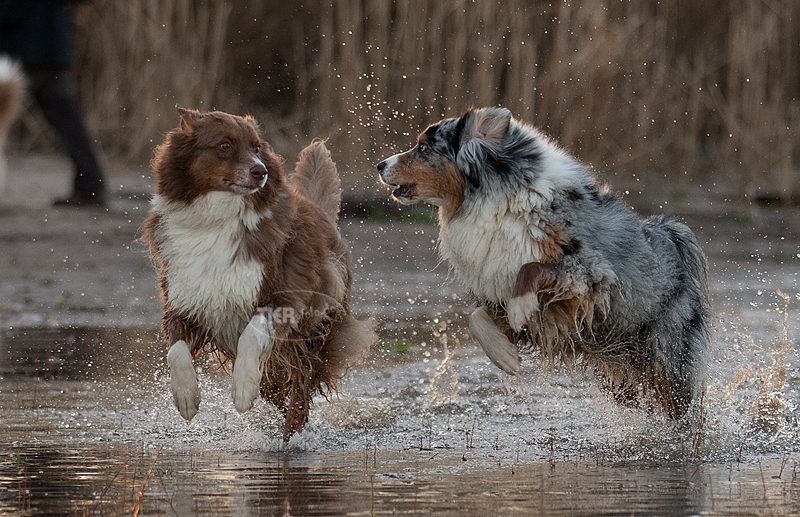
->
219, 142, 232, 152
254, 143, 261, 153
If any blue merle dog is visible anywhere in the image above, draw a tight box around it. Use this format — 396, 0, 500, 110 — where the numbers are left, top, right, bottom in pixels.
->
378, 107, 710, 419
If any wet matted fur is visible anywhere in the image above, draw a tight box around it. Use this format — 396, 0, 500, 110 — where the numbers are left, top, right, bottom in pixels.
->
141, 107, 375, 440
378, 107, 710, 419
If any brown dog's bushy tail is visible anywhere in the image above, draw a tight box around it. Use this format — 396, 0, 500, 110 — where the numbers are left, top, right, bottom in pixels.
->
291, 139, 342, 223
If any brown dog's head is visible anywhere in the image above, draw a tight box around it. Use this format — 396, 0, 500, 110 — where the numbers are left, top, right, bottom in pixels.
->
152, 107, 284, 204
377, 107, 512, 221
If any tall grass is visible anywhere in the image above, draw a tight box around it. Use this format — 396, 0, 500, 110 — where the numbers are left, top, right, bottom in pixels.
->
49, 0, 800, 199
307, 0, 800, 198
70, 0, 232, 160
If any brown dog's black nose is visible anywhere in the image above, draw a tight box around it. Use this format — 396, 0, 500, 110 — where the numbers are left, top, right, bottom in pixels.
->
376, 160, 387, 172
250, 162, 267, 182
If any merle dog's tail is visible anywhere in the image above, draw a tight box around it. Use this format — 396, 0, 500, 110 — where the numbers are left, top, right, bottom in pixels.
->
291, 140, 342, 223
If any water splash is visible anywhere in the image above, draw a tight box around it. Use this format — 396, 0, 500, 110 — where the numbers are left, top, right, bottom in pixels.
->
751, 290, 792, 434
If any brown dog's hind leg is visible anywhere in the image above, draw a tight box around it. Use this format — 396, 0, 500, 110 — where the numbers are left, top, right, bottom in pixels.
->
283, 371, 312, 441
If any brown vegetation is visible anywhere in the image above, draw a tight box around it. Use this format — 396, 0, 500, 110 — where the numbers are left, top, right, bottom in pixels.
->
19, 0, 800, 199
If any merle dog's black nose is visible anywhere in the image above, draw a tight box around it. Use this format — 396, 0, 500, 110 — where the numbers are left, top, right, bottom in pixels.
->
250, 162, 267, 181
376, 161, 386, 172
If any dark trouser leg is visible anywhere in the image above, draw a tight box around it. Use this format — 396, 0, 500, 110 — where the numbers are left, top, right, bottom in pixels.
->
28, 69, 105, 197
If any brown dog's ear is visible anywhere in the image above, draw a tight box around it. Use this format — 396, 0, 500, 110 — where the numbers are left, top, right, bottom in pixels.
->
259, 142, 284, 171
244, 114, 259, 127
176, 106, 202, 131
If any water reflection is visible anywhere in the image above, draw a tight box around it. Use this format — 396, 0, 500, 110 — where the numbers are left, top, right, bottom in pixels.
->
2, 445, 798, 516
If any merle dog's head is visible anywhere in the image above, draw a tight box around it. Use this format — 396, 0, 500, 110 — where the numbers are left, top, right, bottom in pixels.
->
377, 107, 517, 219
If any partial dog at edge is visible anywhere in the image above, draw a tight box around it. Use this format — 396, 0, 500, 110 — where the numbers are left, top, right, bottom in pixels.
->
377, 107, 710, 419
141, 107, 375, 440
0, 56, 24, 197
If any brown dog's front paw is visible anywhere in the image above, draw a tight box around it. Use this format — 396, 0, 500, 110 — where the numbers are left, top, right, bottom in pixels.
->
232, 313, 275, 414
167, 340, 201, 421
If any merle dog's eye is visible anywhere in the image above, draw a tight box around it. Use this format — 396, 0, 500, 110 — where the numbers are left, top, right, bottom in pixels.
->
418, 143, 427, 153
219, 142, 232, 152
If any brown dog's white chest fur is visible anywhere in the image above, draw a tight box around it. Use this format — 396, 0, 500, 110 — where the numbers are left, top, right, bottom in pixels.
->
152, 191, 268, 354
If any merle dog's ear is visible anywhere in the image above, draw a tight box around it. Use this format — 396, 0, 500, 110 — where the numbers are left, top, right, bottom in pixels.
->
464, 107, 511, 145
456, 107, 512, 180
176, 106, 202, 132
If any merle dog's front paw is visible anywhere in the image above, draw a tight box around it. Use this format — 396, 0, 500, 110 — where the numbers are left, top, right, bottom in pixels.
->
231, 363, 260, 414
507, 292, 540, 330
469, 307, 520, 374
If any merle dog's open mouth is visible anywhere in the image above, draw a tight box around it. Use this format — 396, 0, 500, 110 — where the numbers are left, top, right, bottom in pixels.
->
392, 183, 417, 199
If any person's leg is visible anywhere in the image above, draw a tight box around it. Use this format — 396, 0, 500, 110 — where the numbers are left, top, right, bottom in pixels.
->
28, 69, 106, 205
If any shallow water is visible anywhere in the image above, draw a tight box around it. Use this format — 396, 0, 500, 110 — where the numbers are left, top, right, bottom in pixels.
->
1, 310, 798, 515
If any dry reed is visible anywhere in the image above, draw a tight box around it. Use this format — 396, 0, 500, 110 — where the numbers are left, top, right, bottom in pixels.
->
71, 0, 232, 161
19, 0, 798, 199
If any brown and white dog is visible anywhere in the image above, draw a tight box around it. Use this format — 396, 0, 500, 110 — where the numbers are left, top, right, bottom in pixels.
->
141, 107, 375, 440
378, 107, 710, 420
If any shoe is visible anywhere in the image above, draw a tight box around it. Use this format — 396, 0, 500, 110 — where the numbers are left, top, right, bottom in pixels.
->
52, 193, 107, 208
